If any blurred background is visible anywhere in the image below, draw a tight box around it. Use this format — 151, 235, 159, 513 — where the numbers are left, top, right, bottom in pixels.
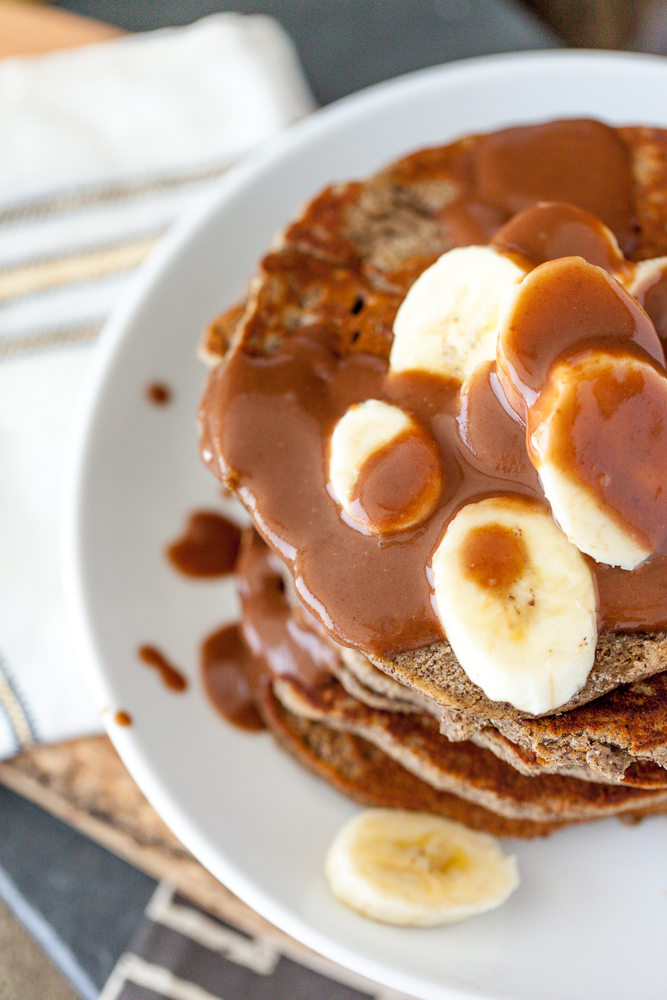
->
2, 0, 666, 105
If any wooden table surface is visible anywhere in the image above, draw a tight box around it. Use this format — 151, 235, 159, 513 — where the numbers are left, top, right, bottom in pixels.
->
0, 0, 120, 57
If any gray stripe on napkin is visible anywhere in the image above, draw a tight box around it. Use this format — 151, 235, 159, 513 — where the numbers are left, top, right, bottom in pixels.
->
100, 884, 386, 1000
0, 159, 235, 228
0, 159, 236, 360
0, 323, 104, 360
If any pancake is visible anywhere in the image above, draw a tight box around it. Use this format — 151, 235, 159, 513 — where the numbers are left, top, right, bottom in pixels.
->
337, 643, 667, 785
272, 673, 667, 821
236, 530, 667, 831
200, 119, 667, 837
259, 685, 667, 837
307, 611, 667, 785
199, 120, 667, 725
258, 684, 566, 838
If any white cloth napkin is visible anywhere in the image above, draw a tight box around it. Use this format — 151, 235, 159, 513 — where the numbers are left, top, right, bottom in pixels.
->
0, 13, 314, 758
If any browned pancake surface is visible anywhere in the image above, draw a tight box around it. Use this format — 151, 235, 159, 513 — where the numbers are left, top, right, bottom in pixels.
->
259, 683, 563, 838
260, 684, 667, 838
272, 673, 667, 822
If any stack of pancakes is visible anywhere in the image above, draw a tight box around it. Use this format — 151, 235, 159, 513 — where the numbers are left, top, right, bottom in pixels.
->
199, 120, 667, 837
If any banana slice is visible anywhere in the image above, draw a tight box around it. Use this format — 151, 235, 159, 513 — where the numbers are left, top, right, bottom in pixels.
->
528, 350, 667, 570
329, 399, 442, 534
430, 495, 597, 714
496, 256, 664, 420
623, 256, 667, 345
491, 200, 627, 274
324, 808, 519, 926
390, 246, 530, 383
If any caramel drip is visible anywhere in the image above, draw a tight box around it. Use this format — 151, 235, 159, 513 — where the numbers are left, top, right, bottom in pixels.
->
201, 623, 265, 731
238, 529, 336, 687
200, 531, 342, 731
499, 256, 663, 409
138, 645, 188, 691
351, 427, 442, 533
457, 361, 535, 481
167, 511, 241, 577
531, 346, 667, 552
491, 202, 626, 272
438, 199, 505, 247
634, 264, 667, 346
473, 119, 637, 255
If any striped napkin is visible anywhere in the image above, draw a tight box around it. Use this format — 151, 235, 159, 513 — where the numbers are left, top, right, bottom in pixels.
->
101, 883, 414, 1000
0, 13, 314, 758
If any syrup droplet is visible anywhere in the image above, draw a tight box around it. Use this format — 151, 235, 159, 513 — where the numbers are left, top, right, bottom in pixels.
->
138, 645, 188, 691
146, 382, 172, 405
167, 511, 241, 577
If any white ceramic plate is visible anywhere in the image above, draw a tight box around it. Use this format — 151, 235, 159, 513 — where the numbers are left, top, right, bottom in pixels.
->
64, 51, 667, 1000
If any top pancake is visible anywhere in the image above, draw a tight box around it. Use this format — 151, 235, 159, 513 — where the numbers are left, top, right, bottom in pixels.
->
202, 124, 667, 366
200, 120, 667, 720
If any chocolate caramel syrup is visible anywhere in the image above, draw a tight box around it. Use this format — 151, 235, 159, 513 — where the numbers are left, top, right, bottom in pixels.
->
138, 645, 188, 691
146, 382, 172, 404
167, 511, 241, 577
237, 530, 335, 688
199, 119, 667, 659
201, 623, 265, 731
491, 202, 627, 273
200, 530, 336, 729
498, 255, 663, 412
350, 427, 442, 533
633, 264, 667, 346
461, 523, 528, 594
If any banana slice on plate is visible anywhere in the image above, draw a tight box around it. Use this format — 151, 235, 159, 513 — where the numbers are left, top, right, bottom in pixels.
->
430, 495, 597, 714
324, 808, 519, 926
390, 245, 529, 383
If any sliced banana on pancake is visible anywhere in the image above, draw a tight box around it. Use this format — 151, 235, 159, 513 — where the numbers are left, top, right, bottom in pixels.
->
430, 495, 597, 714
495, 255, 667, 569
390, 245, 530, 383
622, 255, 667, 343
324, 808, 519, 926
527, 350, 667, 570
329, 399, 442, 534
